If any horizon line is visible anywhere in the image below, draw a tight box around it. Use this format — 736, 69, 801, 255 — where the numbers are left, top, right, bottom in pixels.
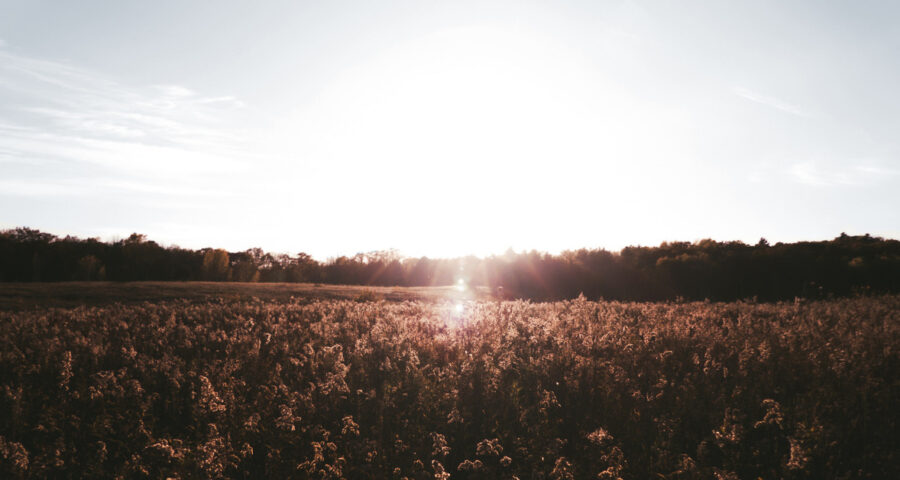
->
3, 225, 897, 263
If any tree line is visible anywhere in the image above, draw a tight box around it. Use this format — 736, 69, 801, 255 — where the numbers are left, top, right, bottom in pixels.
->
1, 227, 898, 301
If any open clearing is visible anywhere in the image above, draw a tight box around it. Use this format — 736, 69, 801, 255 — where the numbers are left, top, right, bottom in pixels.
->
0, 281, 494, 310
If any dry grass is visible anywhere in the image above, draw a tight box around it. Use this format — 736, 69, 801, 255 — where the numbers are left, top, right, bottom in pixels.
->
0, 295, 896, 478
0, 281, 492, 311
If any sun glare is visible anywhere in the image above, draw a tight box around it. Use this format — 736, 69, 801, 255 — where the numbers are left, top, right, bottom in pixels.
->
445, 301, 466, 328
456, 278, 466, 292
275, 24, 670, 259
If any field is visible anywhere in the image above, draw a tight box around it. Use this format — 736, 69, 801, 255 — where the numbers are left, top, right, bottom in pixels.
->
0, 282, 492, 311
0, 283, 897, 479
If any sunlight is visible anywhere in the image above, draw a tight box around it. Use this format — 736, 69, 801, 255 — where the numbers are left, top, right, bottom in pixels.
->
442, 301, 466, 329
456, 278, 466, 292
272, 24, 690, 258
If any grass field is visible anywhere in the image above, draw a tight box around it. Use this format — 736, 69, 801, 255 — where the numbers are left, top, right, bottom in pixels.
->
0, 285, 896, 478
0, 281, 492, 311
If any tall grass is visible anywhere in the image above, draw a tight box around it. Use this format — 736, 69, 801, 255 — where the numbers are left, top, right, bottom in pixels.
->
0, 296, 896, 478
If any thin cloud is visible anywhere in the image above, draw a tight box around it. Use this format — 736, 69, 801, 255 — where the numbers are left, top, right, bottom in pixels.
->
0, 179, 89, 197
0, 45, 259, 199
0, 123, 249, 174
154, 85, 195, 98
0, 177, 236, 199
854, 164, 900, 176
788, 161, 896, 186
0, 53, 247, 146
733, 87, 810, 117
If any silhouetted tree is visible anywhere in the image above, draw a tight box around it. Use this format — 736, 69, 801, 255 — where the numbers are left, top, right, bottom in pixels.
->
2, 227, 899, 301
76, 255, 105, 281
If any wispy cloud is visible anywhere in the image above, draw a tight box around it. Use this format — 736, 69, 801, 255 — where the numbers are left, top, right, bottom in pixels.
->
733, 87, 810, 117
0, 176, 234, 200
789, 160, 898, 186
0, 44, 255, 195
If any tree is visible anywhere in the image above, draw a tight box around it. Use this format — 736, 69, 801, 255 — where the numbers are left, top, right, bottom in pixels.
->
202, 249, 231, 281
77, 255, 106, 281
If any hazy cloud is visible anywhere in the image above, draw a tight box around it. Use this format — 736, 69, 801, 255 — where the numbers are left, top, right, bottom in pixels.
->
0, 45, 253, 187
733, 87, 810, 117
789, 161, 897, 187
0, 176, 235, 199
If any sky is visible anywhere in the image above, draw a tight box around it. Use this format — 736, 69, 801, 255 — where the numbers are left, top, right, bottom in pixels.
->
1, 0, 898, 259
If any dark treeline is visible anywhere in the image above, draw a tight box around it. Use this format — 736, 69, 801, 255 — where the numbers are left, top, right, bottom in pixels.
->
2, 227, 899, 301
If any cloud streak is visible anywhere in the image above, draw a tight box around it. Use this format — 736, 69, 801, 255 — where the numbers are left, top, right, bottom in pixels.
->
733, 87, 810, 117
789, 161, 898, 187
0, 45, 255, 192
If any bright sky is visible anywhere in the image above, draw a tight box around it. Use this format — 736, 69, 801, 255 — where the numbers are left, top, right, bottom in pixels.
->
1, 1, 898, 259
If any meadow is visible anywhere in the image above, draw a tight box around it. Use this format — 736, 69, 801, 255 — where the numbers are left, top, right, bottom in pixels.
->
0, 281, 489, 311
0, 284, 896, 478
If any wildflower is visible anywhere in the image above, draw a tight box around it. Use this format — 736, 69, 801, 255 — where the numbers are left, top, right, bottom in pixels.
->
550, 457, 575, 480
59, 351, 73, 391
275, 405, 298, 431
198, 375, 226, 413
786, 437, 809, 470
0, 436, 29, 475
586, 428, 613, 445
457, 459, 483, 471
342, 415, 360, 436
240, 443, 253, 459
447, 407, 463, 424
431, 460, 450, 479
475, 438, 503, 456
244, 413, 260, 432
431, 432, 450, 458
754, 399, 784, 429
